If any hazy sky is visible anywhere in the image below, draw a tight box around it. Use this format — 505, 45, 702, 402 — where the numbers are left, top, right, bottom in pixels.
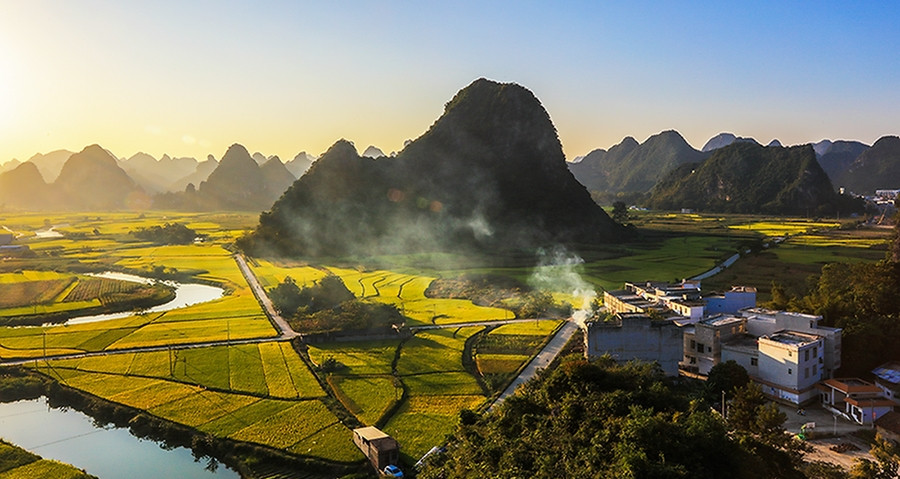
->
1, 1, 898, 164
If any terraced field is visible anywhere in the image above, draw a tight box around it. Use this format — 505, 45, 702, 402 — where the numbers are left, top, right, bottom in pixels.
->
324, 267, 509, 326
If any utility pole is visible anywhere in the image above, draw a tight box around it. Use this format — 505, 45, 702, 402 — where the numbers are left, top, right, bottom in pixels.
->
721, 390, 726, 418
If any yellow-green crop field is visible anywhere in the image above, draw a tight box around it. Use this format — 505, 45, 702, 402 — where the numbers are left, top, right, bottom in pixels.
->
29, 342, 361, 463
0, 439, 93, 479
306, 327, 504, 461
386, 327, 486, 459
249, 260, 327, 289
324, 267, 509, 326
727, 220, 841, 237
472, 321, 560, 389
0, 214, 279, 361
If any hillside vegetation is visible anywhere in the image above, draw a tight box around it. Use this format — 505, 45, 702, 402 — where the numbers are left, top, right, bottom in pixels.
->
648, 143, 863, 215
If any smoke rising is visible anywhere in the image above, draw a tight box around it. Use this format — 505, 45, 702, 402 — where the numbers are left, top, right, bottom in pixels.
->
529, 245, 596, 327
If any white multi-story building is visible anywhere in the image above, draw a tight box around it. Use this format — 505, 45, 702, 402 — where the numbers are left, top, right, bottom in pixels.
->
742, 308, 841, 377
593, 282, 843, 405
755, 331, 825, 404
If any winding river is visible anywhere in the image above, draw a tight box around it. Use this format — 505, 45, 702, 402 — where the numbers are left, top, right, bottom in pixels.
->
0, 397, 239, 478
1, 272, 238, 477
59, 272, 224, 326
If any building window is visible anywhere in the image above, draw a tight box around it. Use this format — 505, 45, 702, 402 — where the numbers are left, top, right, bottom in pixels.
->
805, 350, 810, 362
813, 346, 818, 357
689, 356, 696, 364
707, 346, 712, 353
812, 364, 817, 376
690, 340, 695, 349
750, 357, 758, 366
697, 343, 704, 353
788, 368, 792, 375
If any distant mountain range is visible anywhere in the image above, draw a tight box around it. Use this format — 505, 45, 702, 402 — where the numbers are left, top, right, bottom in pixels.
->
285, 152, 316, 178
0, 145, 148, 211
647, 142, 863, 215
3, 82, 900, 218
570, 130, 900, 198
816, 140, 870, 186
0, 143, 308, 211
154, 144, 296, 211
834, 136, 900, 195
568, 130, 707, 194
120, 152, 201, 194
240, 78, 621, 257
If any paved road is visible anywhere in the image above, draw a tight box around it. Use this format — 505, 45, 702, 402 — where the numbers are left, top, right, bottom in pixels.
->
488, 319, 581, 411
234, 254, 299, 339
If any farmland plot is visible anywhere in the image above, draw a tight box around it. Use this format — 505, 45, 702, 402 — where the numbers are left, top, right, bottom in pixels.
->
30, 344, 361, 463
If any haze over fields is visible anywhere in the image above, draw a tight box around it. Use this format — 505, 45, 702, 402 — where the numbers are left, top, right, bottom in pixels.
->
1, 2, 898, 168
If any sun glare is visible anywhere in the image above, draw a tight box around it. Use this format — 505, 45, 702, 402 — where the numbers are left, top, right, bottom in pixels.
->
0, 55, 15, 131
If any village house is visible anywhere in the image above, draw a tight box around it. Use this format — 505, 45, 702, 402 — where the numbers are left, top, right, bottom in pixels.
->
872, 361, 900, 404
755, 331, 826, 405
588, 281, 755, 377
587, 280, 844, 405
818, 378, 895, 425
582, 312, 683, 376
0, 232, 29, 257
682, 314, 746, 375
352, 426, 400, 473
875, 411, 900, 443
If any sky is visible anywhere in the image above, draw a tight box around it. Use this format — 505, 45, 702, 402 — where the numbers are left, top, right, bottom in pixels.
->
0, 1, 898, 164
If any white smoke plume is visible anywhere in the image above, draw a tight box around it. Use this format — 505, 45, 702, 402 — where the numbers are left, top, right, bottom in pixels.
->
529, 245, 596, 328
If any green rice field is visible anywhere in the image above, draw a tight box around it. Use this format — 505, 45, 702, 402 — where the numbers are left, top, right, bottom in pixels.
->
30, 342, 361, 463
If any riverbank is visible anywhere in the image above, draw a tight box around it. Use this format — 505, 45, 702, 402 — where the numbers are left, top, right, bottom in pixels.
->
0, 366, 364, 479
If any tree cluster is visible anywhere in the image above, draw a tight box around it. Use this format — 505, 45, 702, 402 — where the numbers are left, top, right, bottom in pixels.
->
769, 218, 900, 376
419, 357, 808, 479
268, 276, 403, 333
131, 222, 199, 245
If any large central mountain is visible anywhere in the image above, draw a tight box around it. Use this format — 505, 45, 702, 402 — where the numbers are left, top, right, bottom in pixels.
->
648, 142, 862, 215
242, 79, 621, 257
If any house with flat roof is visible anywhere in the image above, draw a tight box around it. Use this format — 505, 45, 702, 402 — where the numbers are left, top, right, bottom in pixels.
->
604, 281, 755, 322
756, 331, 825, 405
583, 312, 683, 376
681, 314, 746, 375
594, 281, 842, 405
